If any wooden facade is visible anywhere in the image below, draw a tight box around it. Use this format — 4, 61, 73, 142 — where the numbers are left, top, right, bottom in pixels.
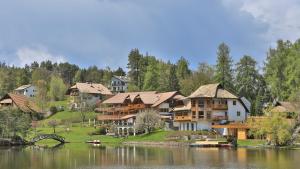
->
174, 98, 229, 122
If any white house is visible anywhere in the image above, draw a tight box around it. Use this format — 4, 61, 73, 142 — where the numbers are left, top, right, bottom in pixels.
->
66, 82, 113, 108
14, 84, 37, 98
111, 76, 129, 93
173, 83, 250, 131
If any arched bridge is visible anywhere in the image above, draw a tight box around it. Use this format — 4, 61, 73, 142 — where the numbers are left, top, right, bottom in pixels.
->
30, 134, 66, 144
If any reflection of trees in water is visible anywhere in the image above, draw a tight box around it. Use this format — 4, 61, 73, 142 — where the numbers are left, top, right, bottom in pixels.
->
0, 145, 299, 169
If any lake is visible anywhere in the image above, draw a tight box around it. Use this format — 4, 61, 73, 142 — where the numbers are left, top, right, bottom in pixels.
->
0, 144, 299, 169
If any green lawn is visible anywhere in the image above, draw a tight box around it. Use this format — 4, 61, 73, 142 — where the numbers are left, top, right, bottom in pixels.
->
238, 139, 266, 147
40, 100, 97, 126
29, 127, 171, 146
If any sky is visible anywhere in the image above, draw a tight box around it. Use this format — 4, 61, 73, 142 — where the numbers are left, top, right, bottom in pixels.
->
0, 0, 300, 70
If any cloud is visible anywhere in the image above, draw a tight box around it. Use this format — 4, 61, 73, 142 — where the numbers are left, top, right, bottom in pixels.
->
223, 0, 300, 44
15, 46, 66, 67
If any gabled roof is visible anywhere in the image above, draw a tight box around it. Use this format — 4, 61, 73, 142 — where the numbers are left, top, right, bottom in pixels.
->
0, 93, 41, 113
189, 83, 238, 99
112, 76, 129, 82
102, 91, 157, 104
271, 101, 300, 113
15, 84, 33, 91
151, 91, 179, 107
67, 82, 112, 95
102, 91, 180, 107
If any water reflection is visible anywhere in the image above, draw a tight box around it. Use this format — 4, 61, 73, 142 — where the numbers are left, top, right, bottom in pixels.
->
0, 144, 299, 169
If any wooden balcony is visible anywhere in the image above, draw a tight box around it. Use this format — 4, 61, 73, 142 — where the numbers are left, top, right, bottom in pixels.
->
212, 115, 228, 121
96, 107, 130, 112
128, 104, 146, 110
97, 115, 121, 121
212, 104, 228, 110
174, 115, 192, 121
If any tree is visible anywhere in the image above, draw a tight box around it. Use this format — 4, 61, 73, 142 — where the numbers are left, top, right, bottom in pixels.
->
180, 63, 215, 96
143, 59, 159, 91
31, 68, 51, 84
264, 40, 291, 100
127, 49, 143, 90
0, 69, 16, 96
134, 109, 161, 134
77, 93, 94, 126
0, 108, 31, 138
249, 114, 292, 146
114, 67, 126, 76
168, 64, 180, 91
48, 120, 58, 133
215, 43, 234, 91
35, 80, 48, 112
176, 56, 191, 80
48, 75, 67, 101
235, 55, 258, 99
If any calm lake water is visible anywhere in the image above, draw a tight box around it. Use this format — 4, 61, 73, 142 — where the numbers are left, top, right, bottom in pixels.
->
0, 143, 299, 169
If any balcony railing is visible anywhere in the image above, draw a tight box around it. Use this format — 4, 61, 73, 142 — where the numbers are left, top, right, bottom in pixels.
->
211, 115, 228, 121
96, 107, 130, 112
174, 115, 192, 121
212, 104, 228, 110
97, 115, 122, 120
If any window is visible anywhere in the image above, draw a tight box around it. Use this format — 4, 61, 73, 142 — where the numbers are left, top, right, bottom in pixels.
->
198, 111, 204, 118
191, 100, 196, 107
160, 108, 169, 113
192, 111, 196, 119
198, 99, 205, 108
207, 111, 211, 119
233, 100, 236, 105
237, 111, 241, 116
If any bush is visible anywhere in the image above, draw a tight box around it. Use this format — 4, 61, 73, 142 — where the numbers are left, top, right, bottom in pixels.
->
49, 106, 58, 114
90, 126, 107, 135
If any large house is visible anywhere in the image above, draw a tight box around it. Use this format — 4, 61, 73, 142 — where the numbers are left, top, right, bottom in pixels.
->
173, 83, 250, 131
111, 76, 129, 93
96, 91, 183, 135
66, 82, 113, 108
0, 93, 42, 117
14, 84, 37, 98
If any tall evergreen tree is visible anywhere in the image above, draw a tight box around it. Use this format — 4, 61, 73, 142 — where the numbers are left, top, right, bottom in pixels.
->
143, 60, 159, 91
264, 40, 291, 100
235, 55, 258, 101
215, 43, 234, 91
176, 56, 191, 80
168, 64, 180, 91
127, 49, 143, 90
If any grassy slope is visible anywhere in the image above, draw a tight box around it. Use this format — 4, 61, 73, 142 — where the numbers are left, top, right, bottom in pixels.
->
40, 100, 96, 125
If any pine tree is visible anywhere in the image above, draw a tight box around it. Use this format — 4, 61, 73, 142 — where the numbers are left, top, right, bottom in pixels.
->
215, 43, 234, 91
168, 64, 180, 91
143, 61, 159, 91
127, 49, 143, 90
176, 56, 191, 80
235, 55, 258, 101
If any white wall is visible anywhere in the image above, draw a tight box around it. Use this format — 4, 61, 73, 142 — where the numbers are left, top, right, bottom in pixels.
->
196, 121, 211, 130
227, 99, 247, 122
23, 86, 36, 97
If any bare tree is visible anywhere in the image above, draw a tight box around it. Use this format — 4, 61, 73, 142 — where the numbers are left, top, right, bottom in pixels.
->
134, 109, 161, 134
48, 120, 58, 133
